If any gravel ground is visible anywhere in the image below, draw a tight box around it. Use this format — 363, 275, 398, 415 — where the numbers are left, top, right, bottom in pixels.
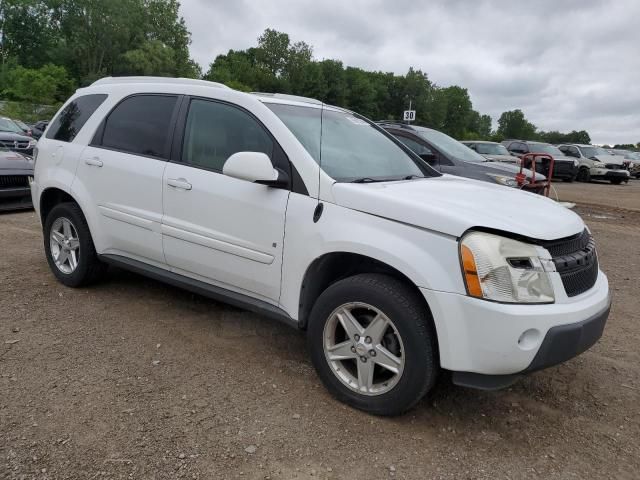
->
1, 181, 639, 479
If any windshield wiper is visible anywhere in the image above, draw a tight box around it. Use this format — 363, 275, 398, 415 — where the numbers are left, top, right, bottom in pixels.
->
350, 177, 386, 183
403, 175, 424, 180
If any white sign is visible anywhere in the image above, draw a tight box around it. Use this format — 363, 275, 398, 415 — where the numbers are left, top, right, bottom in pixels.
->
403, 110, 416, 122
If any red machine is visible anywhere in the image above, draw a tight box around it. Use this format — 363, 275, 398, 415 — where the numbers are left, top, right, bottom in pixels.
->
517, 153, 555, 197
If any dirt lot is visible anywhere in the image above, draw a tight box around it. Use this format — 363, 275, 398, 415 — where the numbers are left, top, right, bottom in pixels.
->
1, 181, 639, 479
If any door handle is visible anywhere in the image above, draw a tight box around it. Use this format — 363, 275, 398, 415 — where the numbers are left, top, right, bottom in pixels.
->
167, 178, 192, 191
84, 157, 103, 167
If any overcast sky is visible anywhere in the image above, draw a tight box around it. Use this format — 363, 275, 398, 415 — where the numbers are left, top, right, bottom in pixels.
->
180, 0, 639, 145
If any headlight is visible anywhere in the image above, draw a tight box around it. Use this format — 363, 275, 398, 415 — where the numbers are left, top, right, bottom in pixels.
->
29, 139, 37, 147
487, 174, 518, 187
460, 231, 555, 304
573, 159, 579, 167
592, 161, 605, 168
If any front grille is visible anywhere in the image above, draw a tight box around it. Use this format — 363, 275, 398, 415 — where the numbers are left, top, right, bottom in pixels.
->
605, 164, 622, 170
552, 161, 574, 175
0, 140, 30, 149
0, 175, 29, 188
538, 230, 599, 297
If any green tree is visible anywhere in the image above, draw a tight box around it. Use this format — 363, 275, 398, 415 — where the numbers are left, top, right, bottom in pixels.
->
1, 63, 74, 104
497, 109, 537, 140
440, 86, 472, 138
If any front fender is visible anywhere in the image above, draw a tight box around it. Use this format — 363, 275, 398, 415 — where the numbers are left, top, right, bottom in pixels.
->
279, 195, 465, 320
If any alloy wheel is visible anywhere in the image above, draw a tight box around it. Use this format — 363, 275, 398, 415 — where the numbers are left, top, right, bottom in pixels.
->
323, 302, 405, 396
50, 217, 80, 274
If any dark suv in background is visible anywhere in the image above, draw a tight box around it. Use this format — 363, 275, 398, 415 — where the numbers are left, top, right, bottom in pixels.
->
502, 140, 578, 181
380, 123, 545, 193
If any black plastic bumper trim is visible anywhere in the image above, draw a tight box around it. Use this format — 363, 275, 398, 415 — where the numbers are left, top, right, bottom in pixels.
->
451, 301, 611, 390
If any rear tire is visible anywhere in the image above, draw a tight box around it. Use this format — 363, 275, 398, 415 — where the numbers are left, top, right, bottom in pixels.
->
44, 202, 107, 287
307, 274, 438, 416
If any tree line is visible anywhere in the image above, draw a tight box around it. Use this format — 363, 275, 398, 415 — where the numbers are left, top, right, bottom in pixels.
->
1, 4, 636, 147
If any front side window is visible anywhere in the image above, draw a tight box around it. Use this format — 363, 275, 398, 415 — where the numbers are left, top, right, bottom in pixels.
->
100, 95, 177, 158
46, 94, 107, 142
416, 128, 486, 163
395, 135, 433, 156
267, 103, 430, 182
182, 99, 273, 171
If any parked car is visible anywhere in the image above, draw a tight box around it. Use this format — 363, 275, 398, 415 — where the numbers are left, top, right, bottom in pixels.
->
610, 149, 640, 179
0, 147, 34, 211
558, 144, 630, 184
462, 140, 519, 164
502, 140, 579, 181
32, 77, 610, 416
12, 119, 34, 137
31, 120, 49, 139
0, 117, 37, 156
380, 124, 546, 193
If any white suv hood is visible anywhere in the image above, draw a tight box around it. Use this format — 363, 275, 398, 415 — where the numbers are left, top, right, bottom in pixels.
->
594, 154, 625, 165
332, 175, 584, 241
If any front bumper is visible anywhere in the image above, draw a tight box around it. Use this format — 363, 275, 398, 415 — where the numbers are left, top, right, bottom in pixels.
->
420, 271, 610, 379
590, 168, 630, 180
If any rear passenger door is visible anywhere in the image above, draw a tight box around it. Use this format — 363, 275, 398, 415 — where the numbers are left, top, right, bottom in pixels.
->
75, 94, 180, 265
161, 98, 290, 304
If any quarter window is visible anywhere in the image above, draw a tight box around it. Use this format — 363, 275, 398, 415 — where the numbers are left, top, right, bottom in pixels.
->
100, 95, 177, 158
46, 94, 107, 142
182, 99, 273, 171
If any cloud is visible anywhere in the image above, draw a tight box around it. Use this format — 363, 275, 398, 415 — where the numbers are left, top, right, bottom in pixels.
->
180, 0, 640, 144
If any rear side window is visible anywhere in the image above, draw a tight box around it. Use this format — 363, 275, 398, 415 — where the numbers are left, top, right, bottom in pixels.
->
99, 95, 178, 159
182, 99, 273, 171
46, 94, 107, 142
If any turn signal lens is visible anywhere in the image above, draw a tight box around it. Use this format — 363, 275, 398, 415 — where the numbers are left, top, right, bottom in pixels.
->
461, 244, 482, 297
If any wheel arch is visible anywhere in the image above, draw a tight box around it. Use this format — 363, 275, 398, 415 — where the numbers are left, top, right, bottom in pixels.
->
39, 187, 79, 224
297, 252, 434, 331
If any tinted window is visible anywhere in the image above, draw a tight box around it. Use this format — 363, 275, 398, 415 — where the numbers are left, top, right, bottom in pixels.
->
395, 135, 433, 155
101, 95, 177, 158
182, 99, 273, 171
46, 94, 107, 142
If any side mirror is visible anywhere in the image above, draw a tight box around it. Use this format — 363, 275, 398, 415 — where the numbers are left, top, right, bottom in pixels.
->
420, 152, 436, 163
223, 152, 288, 187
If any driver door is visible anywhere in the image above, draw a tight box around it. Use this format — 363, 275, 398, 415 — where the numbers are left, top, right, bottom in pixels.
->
161, 98, 290, 304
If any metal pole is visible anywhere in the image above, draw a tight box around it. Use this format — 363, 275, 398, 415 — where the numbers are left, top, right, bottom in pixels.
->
408, 100, 412, 124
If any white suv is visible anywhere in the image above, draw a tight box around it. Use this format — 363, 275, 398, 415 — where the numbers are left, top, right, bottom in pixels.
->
31, 77, 611, 415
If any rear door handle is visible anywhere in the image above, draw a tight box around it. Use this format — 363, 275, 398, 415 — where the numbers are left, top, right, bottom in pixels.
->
167, 178, 192, 191
84, 157, 103, 167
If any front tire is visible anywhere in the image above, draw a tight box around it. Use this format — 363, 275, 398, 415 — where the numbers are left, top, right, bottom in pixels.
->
610, 178, 623, 185
576, 168, 591, 183
44, 202, 107, 287
307, 274, 438, 416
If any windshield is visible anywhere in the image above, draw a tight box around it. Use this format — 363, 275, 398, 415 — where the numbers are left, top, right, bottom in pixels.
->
0, 118, 24, 134
530, 143, 564, 156
14, 120, 29, 130
580, 146, 607, 158
473, 143, 510, 156
266, 103, 427, 181
417, 128, 486, 163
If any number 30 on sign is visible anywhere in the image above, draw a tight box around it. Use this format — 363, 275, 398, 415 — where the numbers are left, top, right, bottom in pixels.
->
403, 110, 416, 122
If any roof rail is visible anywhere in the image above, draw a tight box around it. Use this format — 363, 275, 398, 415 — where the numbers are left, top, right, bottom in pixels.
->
251, 92, 323, 105
90, 76, 230, 89
375, 121, 416, 131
